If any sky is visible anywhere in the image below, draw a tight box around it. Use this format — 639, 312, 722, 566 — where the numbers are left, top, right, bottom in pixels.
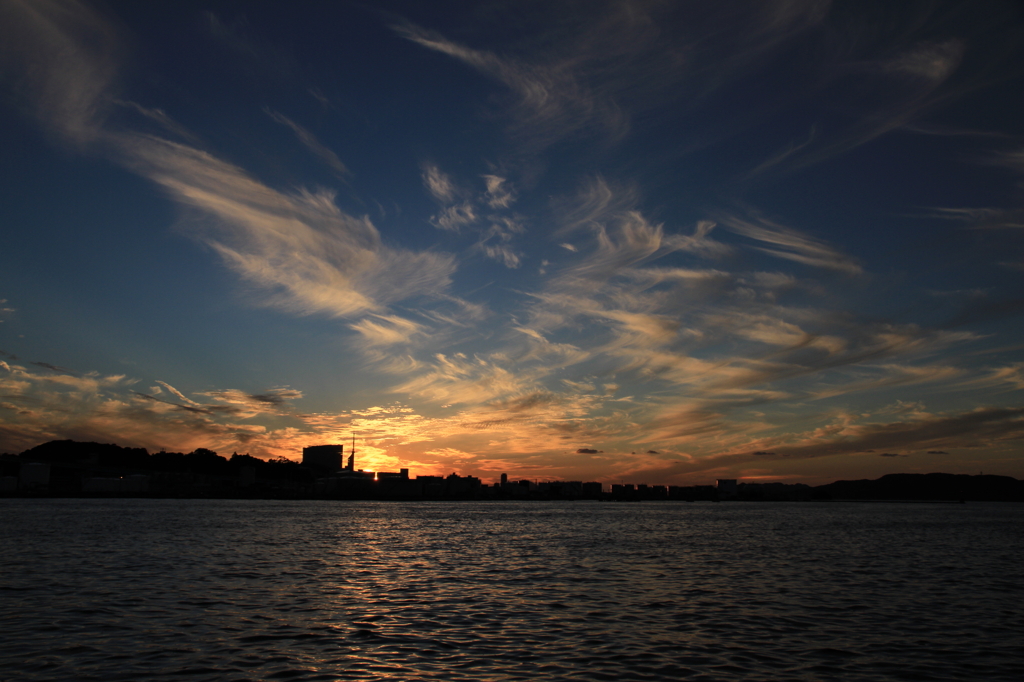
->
1, 0, 1023, 485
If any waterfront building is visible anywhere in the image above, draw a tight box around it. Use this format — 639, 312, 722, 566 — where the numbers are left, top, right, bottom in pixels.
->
302, 445, 343, 474
19, 462, 50, 490
716, 479, 738, 497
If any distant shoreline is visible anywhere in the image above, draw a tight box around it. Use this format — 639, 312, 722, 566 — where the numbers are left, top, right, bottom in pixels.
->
3, 440, 1023, 502
2, 493, 1021, 504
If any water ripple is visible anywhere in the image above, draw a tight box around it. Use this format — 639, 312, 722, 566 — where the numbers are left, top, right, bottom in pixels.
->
2, 500, 1022, 680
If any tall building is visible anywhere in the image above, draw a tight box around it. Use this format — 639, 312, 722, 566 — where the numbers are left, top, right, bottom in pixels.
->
302, 445, 343, 473
716, 479, 738, 498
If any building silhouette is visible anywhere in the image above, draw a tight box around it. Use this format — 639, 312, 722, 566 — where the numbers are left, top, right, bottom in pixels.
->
302, 444, 343, 474
716, 478, 737, 499
15, 439, 1017, 502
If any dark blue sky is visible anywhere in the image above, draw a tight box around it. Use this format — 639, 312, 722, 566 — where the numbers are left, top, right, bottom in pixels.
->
1, 0, 1023, 484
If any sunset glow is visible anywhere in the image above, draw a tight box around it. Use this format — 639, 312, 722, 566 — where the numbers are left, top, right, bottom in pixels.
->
1, 0, 1022, 485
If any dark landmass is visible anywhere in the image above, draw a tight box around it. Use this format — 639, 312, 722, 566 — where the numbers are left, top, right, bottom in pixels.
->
812, 472, 1023, 502
1, 440, 1022, 501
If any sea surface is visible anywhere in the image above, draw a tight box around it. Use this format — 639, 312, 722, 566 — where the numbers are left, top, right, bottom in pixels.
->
1, 499, 1021, 681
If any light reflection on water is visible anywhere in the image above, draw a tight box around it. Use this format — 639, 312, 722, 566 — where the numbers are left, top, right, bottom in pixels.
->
2, 499, 1022, 680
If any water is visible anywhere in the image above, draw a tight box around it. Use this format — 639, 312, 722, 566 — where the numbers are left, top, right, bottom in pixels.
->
1, 500, 1021, 681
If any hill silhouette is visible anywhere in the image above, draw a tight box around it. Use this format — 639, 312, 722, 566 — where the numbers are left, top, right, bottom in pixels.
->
812, 472, 1023, 502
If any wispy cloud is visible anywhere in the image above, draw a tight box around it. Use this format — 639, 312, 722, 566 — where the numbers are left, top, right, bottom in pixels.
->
0, 0, 119, 146
768, 406, 1024, 459
395, 22, 627, 150
476, 216, 525, 268
350, 315, 424, 347
729, 7, 1016, 179
483, 174, 515, 208
198, 387, 304, 418
265, 107, 351, 178
955, 362, 1024, 393
553, 176, 641, 236
882, 40, 964, 83
115, 100, 199, 144
742, 127, 817, 179
0, 359, 309, 456
927, 144, 1024, 235
155, 380, 201, 407
391, 352, 538, 407
31, 361, 76, 375
422, 163, 529, 267
431, 202, 476, 232
717, 211, 862, 274
927, 207, 1024, 230
118, 135, 456, 317
394, 1, 835, 157
548, 211, 729, 295
422, 162, 458, 203
4, 0, 454, 323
